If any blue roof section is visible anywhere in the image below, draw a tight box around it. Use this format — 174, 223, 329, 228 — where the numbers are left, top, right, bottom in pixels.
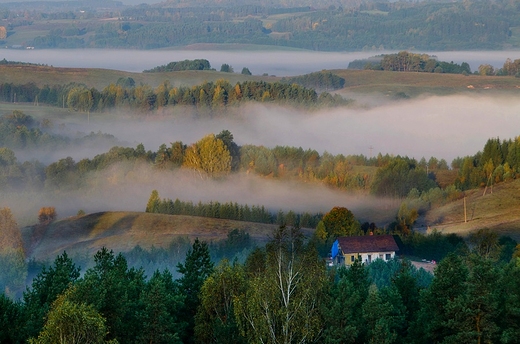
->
331, 239, 339, 259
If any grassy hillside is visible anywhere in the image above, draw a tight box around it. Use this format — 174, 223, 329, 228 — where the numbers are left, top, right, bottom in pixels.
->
334, 69, 520, 98
0, 65, 274, 89
418, 178, 520, 241
18, 178, 520, 262
4, 64, 520, 97
21, 211, 296, 261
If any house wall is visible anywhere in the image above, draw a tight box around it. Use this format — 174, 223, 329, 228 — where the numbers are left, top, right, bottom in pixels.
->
341, 251, 395, 266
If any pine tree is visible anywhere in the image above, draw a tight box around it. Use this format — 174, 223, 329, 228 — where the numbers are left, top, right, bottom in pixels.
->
139, 270, 185, 344
177, 238, 214, 343
23, 252, 80, 340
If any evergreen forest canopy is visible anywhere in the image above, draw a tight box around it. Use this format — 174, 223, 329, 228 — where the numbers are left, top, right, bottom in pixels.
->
2, 0, 520, 51
1, 222, 519, 344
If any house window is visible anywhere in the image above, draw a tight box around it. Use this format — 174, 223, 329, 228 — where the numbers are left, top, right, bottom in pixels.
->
367, 254, 372, 263
385, 253, 391, 260
351, 255, 355, 262
379, 254, 383, 259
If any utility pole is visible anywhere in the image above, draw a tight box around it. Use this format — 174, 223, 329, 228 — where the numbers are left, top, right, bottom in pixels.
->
464, 196, 467, 223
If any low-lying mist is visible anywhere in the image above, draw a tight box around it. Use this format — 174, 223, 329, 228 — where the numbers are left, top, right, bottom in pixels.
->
0, 162, 398, 227
4, 92, 520, 227
3, 49, 519, 76
80, 93, 520, 164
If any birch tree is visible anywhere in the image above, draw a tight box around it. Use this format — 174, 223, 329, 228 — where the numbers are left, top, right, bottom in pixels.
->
29, 287, 108, 344
235, 226, 327, 344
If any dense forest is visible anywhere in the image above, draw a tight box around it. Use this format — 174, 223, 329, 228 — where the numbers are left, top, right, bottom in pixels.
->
1, 219, 519, 343
2, 0, 520, 51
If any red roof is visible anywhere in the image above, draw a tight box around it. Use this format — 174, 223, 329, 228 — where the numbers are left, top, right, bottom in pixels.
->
337, 235, 399, 254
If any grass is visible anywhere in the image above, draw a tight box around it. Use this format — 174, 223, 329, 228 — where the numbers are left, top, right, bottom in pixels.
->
21, 212, 294, 261
331, 69, 520, 98
0, 102, 98, 128
0, 65, 275, 89
359, 10, 389, 15
4, 64, 520, 98
419, 178, 520, 241
5, 29, 50, 44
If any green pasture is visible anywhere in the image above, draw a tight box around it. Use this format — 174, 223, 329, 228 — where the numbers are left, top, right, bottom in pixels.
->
5, 29, 49, 45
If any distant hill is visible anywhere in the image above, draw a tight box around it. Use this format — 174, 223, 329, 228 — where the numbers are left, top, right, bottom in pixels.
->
3, 64, 520, 98
20, 211, 299, 261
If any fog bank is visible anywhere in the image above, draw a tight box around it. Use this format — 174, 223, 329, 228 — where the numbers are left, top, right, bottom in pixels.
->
3, 49, 520, 76
77, 94, 520, 164
1, 164, 397, 227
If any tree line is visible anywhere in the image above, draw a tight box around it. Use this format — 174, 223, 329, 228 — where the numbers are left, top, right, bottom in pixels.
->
351, 51, 472, 75
143, 59, 212, 73
145, 189, 323, 228
1, 223, 519, 343
6, 112, 520, 212
280, 70, 346, 91
0, 78, 347, 113
0, 119, 513, 206
453, 137, 520, 190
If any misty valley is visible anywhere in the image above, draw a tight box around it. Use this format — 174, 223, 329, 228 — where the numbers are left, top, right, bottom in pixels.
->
1, 55, 520, 343
1, 0, 520, 342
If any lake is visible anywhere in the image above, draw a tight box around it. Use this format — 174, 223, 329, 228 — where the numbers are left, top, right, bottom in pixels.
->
2, 48, 520, 76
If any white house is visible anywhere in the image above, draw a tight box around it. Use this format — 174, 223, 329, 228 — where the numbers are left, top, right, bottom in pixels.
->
331, 234, 399, 266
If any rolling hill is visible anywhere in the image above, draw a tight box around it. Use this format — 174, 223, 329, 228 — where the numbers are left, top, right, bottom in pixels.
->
0, 64, 274, 89
20, 178, 520, 263
418, 178, 520, 242
3, 64, 520, 99
333, 69, 520, 98
20, 211, 294, 261
4, 63, 520, 262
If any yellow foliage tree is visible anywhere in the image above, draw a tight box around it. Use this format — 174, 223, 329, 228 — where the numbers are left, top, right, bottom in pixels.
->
183, 134, 231, 179
0, 207, 26, 296
29, 287, 109, 344
0, 207, 23, 252
38, 207, 57, 225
